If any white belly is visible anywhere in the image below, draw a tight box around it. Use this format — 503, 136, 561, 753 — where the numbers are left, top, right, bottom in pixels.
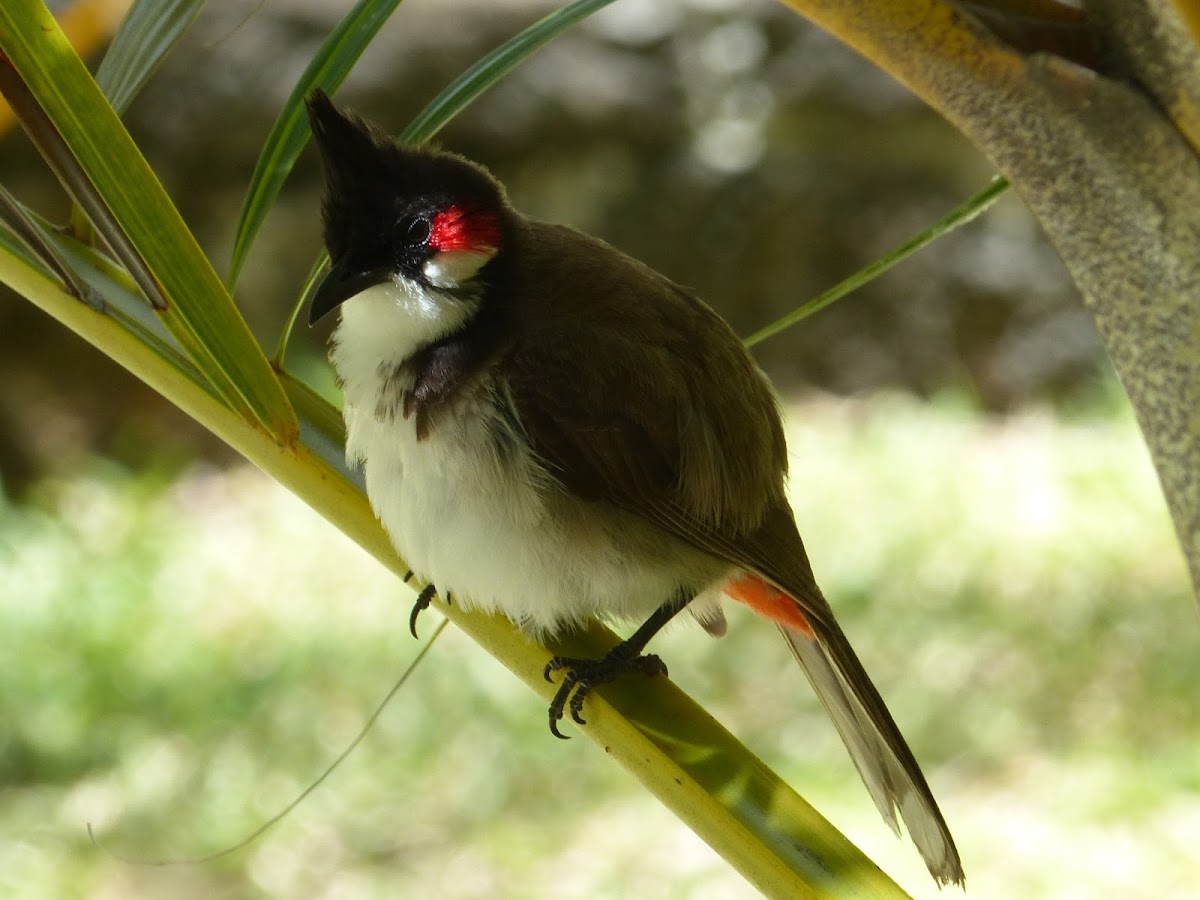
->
345, 389, 723, 635
330, 282, 728, 636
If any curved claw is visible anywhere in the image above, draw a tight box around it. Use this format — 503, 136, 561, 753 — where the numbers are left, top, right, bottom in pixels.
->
549, 676, 576, 739
408, 583, 438, 639
569, 682, 591, 725
544, 655, 573, 683
543, 651, 672, 740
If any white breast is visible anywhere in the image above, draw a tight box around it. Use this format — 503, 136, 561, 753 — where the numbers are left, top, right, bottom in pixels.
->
330, 281, 729, 636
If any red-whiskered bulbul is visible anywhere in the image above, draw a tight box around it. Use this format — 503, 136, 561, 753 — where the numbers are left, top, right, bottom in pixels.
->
304, 90, 963, 887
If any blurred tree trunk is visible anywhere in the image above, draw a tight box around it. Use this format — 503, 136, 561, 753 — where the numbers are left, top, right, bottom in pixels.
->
777, 0, 1200, 595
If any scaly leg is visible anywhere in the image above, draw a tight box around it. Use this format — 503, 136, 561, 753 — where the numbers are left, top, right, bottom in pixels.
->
543, 591, 694, 739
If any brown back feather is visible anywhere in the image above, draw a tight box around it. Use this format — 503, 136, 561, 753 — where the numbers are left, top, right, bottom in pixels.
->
500, 218, 963, 885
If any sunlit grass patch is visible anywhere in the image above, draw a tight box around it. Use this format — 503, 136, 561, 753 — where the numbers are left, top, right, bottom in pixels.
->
0, 391, 1194, 899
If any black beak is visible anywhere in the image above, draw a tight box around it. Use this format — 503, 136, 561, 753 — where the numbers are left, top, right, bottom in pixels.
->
308, 258, 393, 325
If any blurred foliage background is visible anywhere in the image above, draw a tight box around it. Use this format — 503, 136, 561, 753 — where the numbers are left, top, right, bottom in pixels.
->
0, 0, 1194, 898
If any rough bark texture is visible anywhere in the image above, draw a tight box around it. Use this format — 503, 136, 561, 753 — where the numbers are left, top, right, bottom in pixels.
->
777, 0, 1200, 593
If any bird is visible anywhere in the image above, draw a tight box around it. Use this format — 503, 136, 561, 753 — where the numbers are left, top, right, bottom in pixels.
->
303, 88, 964, 887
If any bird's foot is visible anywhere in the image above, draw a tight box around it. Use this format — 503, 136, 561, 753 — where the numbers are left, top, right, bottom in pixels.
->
543, 646, 668, 739
408, 583, 452, 638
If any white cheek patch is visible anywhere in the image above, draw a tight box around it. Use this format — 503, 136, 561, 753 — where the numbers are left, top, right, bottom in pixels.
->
384, 273, 442, 320
423, 248, 496, 288
332, 278, 476, 384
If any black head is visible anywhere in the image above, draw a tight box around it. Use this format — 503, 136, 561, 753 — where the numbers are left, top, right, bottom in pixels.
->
305, 90, 510, 324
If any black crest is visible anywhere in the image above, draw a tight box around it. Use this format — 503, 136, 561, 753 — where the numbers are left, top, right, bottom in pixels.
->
305, 90, 509, 270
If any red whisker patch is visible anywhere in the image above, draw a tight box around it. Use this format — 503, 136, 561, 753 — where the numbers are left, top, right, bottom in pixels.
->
429, 205, 501, 253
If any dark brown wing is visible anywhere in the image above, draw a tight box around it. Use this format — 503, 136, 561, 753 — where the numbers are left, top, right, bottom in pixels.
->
502, 221, 964, 886
502, 220, 826, 603
505, 330, 683, 505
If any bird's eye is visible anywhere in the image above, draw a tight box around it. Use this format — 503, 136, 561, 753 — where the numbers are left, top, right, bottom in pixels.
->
397, 214, 431, 246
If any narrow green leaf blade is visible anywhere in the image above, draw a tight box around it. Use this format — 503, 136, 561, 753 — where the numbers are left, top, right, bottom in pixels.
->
399, 0, 617, 144
0, 208, 53, 277
0, 183, 98, 306
226, 0, 408, 288
0, 0, 298, 443
94, 0, 208, 115
232, 0, 616, 292
744, 176, 1011, 347
273, 248, 329, 366
4, 235, 912, 895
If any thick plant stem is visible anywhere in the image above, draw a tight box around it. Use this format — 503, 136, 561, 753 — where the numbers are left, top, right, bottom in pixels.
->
0, 238, 908, 899
777, 0, 1200, 595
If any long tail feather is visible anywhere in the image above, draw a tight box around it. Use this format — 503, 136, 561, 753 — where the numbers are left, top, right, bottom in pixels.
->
780, 621, 965, 887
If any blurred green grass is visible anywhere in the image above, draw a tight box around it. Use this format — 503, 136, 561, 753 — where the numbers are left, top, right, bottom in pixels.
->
0, 389, 1195, 899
